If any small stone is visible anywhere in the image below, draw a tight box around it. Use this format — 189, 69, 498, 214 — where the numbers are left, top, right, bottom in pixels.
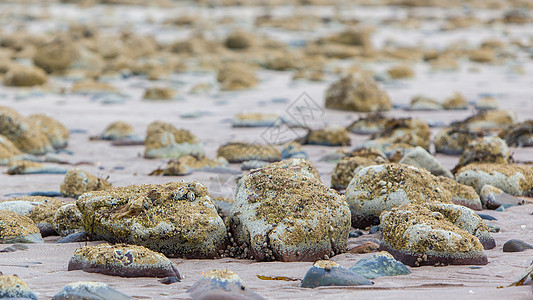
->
157, 154, 230, 175
100, 121, 135, 141
348, 242, 379, 254
434, 127, 481, 155
442, 92, 468, 110
503, 239, 533, 252
57, 231, 88, 243
60, 169, 112, 198
0, 243, 28, 253
0, 275, 37, 300
0, 196, 63, 237
7, 160, 68, 175
241, 160, 270, 171
52, 281, 133, 300
349, 251, 411, 279
188, 269, 265, 299
479, 184, 524, 209
143, 87, 176, 100
301, 260, 372, 288
368, 226, 380, 234
347, 113, 390, 135
144, 121, 204, 159
331, 156, 378, 190
387, 64, 414, 80
476, 213, 497, 221
499, 120, 533, 147
475, 97, 498, 110
371, 118, 431, 150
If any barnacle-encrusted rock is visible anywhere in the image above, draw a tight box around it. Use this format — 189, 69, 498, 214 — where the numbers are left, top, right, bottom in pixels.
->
3, 65, 47, 87
0, 134, 21, 165
456, 136, 510, 169
371, 118, 431, 150
304, 126, 351, 146
76, 182, 227, 258
188, 269, 265, 300
53, 203, 84, 237
345, 164, 452, 228
217, 142, 281, 163
455, 163, 533, 196
379, 203, 489, 267
434, 128, 482, 155
68, 243, 181, 278
499, 120, 533, 147
101, 121, 135, 140
144, 121, 204, 159
7, 160, 68, 175
301, 260, 372, 288
60, 169, 112, 198
217, 62, 258, 91
349, 251, 411, 279
0, 106, 53, 155
0, 275, 37, 300
442, 92, 468, 110
331, 156, 378, 190
27, 114, 69, 149
143, 87, 176, 100
52, 281, 134, 300
0, 210, 43, 243
437, 176, 482, 210
232, 113, 279, 128
230, 159, 350, 261
399, 146, 453, 178
325, 74, 391, 112
409, 96, 441, 111
157, 155, 229, 176
387, 64, 414, 79
0, 196, 63, 237
347, 113, 390, 135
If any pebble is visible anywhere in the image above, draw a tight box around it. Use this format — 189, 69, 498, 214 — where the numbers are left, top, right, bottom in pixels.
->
503, 239, 533, 252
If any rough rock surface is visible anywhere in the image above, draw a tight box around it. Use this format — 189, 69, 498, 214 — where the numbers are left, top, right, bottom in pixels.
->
144, 121, 204, 159
0, 275, 38, 300
434, 128, 482, 155
456, 136, 510, 169
77, 181, 227, 258
217, 142, 281, 163
499, 120, 533, 147
331, 156, 378, 190
27, 114, 69, 149
53, 203, 84, 237
347, 113, 389, 134
0, 106, 53, 155
0, 196, 63, 237
371, 118, 431, 150
438, 176, 482, 210
325, 74, 392, 112
455, 163, 533, 196
217, 62, 258, 91
0, 210, 43, 243
303, 126, 351, 146
60, 169, 113, 198
156, 154, 229, 176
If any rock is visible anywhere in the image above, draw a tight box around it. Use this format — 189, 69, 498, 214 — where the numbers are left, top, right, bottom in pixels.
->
409, 96, 442, 111
348, 242, 379, 254
100, 121, 135, 140
0, 210, 43, 243
159, 277, 180, 285
143, 87, 176, 100
157, 155, 229, 176
479, 184, 524, 209
475, 97, 498, 110
437, 176, 482, 210
0, 275, 37, 300
217, 62, 258, 91
68, 243, 181, 278
442, 92, 468, 110
7, 160, 68, 175
434, 127, 482, 155
325, 74, 392, 112
327, 27, 373, 52
0, 196, 63, 237
331, 156, 377, 190
455, 163, 533, 196
27, 114, 69, 149
399, 146, 453, 178
499, 120, 533, 147
217, 142, 281, 163
469, 48, 495, 63
144, 121, 204, 159
349, 251, 411, 279
456, 136, 510, 169
241, 160, 270, 171
477, 213, 497, 221
0, 106, 53, 155
52, 281, 134, 300
71, 79, 118, 94
188, 269, 265, 300
77, 182, 227, 258
232, 113, 279, 127
0, 134, 21, 165
60, 169, 112, 198
0, 243, 28, 253
460, 110, 517, 133
300, 260, 372, 288
225, 31, 256, 49
345, 164, 452, 228
371, 118, 431, 150
230, 159, 350, 261
281, 142, 307, 159
57, 231, 88, 243
349, 230, 363, 238
347, 113, 390, 135
504, 9, 531, 24
3, 65, 47, 87
509, 261, 533, 287
53, 203, 84, 236
503, 239, 533, 252
379, 203, 488, 267
387, 64, 414, 79
303, 126, 350, 146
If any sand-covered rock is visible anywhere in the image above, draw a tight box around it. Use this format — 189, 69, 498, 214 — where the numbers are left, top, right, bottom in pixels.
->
100, 121, 135, 140
371, 118, 431, 150
303, 126, 351, 146
230, 159, 350, 261
499, 120, 533, 147
347, 113, 389, 135
188, 269, 265, 300
60, 169, 112, 198
217, 142, 281, 163
345, 164, 452, 228
456, 136, 510, 169
0, 275, 37, 300
437, 176, 482, 210
3, 65, 47, 87
434, 127, 482, 155
0, 106, 53, 155
156, 154, 229, 176
0, 210, 43, 243
77, 181, 227, 258
331, 156, 378, 190
68, 243, 181, 278
325, 74, 391, 112
27, 114, 69, 149
52, 281, 134, 300
53, 203, 84, 237
217, 62, 258, 91
0, 134, 21, 165
379, 203, 489, 267
455, 163, 533, 196
143, 87, 176, 100
144, 121, 204, 159
0, 196, 63, 236
301, 260, 372, 288
442, 92, 468, 110
349, 251, 411, 279
7, 160, 68, 175
399, 146, 453, 178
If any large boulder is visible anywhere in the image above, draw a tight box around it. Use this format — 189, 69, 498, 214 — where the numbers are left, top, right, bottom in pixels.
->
230, 159, 350, 261
455, 163, 533, 196
345, 163, 452, 228
77, 181, 227, 258
0, 106, 53, 155
144, 121, 204, 159
325, 74, 391, 112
